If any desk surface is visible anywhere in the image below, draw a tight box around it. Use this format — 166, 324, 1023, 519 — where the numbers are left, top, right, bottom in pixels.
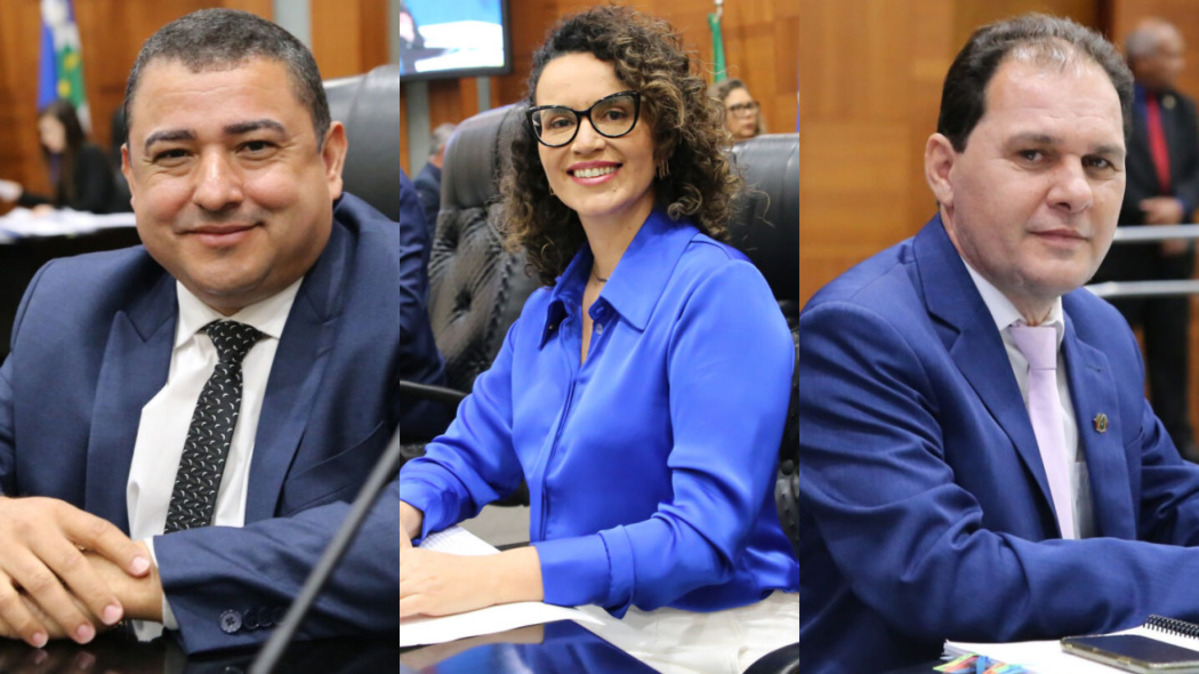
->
401, 619, 657, 673
0, 633, 397, 673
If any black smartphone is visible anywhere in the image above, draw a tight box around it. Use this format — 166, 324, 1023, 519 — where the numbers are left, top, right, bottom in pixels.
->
1062, 634, 1199, 673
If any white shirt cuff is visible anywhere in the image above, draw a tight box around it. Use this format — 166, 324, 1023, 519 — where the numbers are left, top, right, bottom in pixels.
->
142, 537, 179, 631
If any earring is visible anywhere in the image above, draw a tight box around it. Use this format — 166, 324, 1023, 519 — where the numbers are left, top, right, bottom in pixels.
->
548, 183, 555, 195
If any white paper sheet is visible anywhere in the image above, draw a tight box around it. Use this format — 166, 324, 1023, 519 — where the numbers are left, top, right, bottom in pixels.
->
400, 526, 602, 648
0, 208, 136, 238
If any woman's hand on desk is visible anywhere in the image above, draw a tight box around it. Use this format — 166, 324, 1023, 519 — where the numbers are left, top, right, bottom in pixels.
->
400, 546, 544, 618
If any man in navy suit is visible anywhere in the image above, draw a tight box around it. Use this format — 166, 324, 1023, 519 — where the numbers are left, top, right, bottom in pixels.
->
1094, 18, 1199, 461
0, 10, 398, 653
800, 15, 1199, 673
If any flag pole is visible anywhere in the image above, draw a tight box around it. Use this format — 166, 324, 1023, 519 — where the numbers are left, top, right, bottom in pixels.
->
708, 0, 726, 83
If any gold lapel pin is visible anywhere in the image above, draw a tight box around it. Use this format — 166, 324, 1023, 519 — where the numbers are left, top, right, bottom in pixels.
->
1093, 413, 1109, 433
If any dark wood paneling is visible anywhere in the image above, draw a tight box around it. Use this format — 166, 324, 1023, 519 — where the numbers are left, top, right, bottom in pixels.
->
311, 0, 391, 79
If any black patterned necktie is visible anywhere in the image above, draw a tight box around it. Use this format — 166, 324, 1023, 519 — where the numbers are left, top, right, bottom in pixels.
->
164, 319, 264, 533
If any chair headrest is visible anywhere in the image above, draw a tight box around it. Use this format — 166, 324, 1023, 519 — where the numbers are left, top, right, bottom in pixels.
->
324, 64, 400, 220
728, 134, 799, 307
441, 104, 525, 212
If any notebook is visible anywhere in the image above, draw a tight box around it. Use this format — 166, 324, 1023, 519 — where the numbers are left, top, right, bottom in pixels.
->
943, 615, 1199, 673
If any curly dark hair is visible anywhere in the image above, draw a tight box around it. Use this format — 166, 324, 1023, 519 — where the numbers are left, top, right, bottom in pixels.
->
499, 5, 740, 286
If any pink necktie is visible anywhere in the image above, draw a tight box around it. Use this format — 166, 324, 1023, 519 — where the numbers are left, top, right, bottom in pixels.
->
1009, 324, 1077, 539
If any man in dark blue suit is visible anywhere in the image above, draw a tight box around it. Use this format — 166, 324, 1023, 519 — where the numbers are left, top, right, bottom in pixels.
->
800, 15, 1199, 673
0, 9, 399, 653
413, 122, 456, 241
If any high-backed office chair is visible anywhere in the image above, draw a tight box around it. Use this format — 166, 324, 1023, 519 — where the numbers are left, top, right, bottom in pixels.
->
427, 105, 540, 394
324, 64, 400, 221
410, 105, 540, 503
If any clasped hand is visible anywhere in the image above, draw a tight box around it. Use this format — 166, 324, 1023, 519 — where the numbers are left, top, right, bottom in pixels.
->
0, 496, 151, 648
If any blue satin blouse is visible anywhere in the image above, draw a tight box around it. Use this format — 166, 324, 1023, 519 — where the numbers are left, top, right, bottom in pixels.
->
399, 208, 796, 615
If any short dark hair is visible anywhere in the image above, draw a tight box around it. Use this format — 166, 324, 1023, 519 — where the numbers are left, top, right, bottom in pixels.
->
937, 13, 1133, 151
123, 8, 330, 148
499, 6, 739, 286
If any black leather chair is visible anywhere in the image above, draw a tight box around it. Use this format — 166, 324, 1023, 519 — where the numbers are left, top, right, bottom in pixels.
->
427, 105, 541, 394
324, 64, 400, 221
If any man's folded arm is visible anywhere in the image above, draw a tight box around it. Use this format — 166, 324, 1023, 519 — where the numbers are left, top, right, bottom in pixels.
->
151, 479, 399, 654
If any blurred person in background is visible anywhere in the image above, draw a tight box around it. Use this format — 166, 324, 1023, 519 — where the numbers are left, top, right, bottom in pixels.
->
1093, 17, 1199, 461
709, 78, 763, 141
414, 122, 457, 239
0, 99, 120, 214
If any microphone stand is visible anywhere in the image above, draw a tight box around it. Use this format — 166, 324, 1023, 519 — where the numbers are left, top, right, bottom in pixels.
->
248, 429, 401, 674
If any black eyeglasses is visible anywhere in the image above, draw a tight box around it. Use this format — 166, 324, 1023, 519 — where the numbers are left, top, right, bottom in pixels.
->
727, 101, 760, 117
527, 91, 641, 147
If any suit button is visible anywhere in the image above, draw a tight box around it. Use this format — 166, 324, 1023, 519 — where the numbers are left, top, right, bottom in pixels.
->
256, 607, 275, 628
219, 609, 242, 634
244, 609, 260, 630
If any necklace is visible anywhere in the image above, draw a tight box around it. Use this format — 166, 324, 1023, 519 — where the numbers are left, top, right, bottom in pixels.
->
591, 267, 609, 283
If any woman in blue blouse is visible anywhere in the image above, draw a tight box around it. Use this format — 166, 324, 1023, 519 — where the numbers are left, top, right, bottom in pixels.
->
400, 6, 796, 665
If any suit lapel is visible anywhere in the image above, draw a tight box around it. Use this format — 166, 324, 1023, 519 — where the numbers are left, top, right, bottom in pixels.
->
915, 217, 1059, 525
244, 221, 349, 522
1061, 305, 1137, 538
85, 271, 177, 531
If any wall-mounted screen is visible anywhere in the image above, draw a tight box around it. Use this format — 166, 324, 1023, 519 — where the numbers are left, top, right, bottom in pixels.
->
399, 0, 512, 81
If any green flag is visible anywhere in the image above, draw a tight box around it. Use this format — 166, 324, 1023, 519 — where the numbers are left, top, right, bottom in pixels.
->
709, 8, 726, 82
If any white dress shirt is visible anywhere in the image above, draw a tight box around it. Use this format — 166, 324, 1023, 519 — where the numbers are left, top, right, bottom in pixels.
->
126, 278, 300, 635
961, 260, 1095, 539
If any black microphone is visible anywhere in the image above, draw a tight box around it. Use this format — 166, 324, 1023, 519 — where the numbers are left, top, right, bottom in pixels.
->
248, 427, 400, 674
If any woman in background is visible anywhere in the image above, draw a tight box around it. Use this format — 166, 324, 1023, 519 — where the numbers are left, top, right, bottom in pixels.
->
400, 6, 795, 671
0, 99, 119, 214
709, 77, 764, 141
